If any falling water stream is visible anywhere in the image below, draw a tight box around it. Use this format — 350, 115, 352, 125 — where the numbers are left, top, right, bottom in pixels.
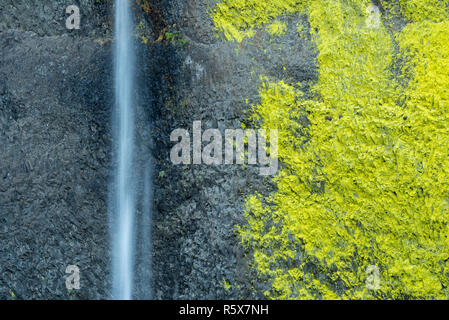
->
112, 0, 135, 300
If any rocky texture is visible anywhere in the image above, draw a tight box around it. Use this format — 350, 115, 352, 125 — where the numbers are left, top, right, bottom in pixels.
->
0, 0, 110, 37
147, 0, 317, 299
0, 0, 317, 299
0, 0, 113, 300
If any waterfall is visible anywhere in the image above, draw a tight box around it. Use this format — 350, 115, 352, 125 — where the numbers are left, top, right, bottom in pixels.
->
112, 0, 135, 300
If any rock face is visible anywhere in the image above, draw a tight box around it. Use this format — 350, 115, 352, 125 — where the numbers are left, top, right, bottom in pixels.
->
0, 0, 113, 299
0, 0, 316, 299
148, 0, 317, 300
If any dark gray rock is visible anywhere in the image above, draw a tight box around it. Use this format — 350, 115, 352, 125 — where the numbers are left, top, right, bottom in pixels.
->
0, 1, 113, 299
0, 0, 111, 37
0, 0, 317, 299
147, 0, 317, 299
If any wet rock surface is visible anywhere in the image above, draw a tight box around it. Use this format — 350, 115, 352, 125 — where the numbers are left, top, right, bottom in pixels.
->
0, 0, 317, 299
0, 30, 112, 299
0, 0, 113, 299
146, 0, 317, 300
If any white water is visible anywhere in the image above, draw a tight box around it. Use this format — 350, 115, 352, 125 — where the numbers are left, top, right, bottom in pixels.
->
112, 0, 135, 300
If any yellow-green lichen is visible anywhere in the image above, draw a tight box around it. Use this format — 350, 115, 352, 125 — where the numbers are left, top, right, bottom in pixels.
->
212, 0, 307, 42
267, 20, 287, 36
397, 0, 449, 22
214, 0, 449, 299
